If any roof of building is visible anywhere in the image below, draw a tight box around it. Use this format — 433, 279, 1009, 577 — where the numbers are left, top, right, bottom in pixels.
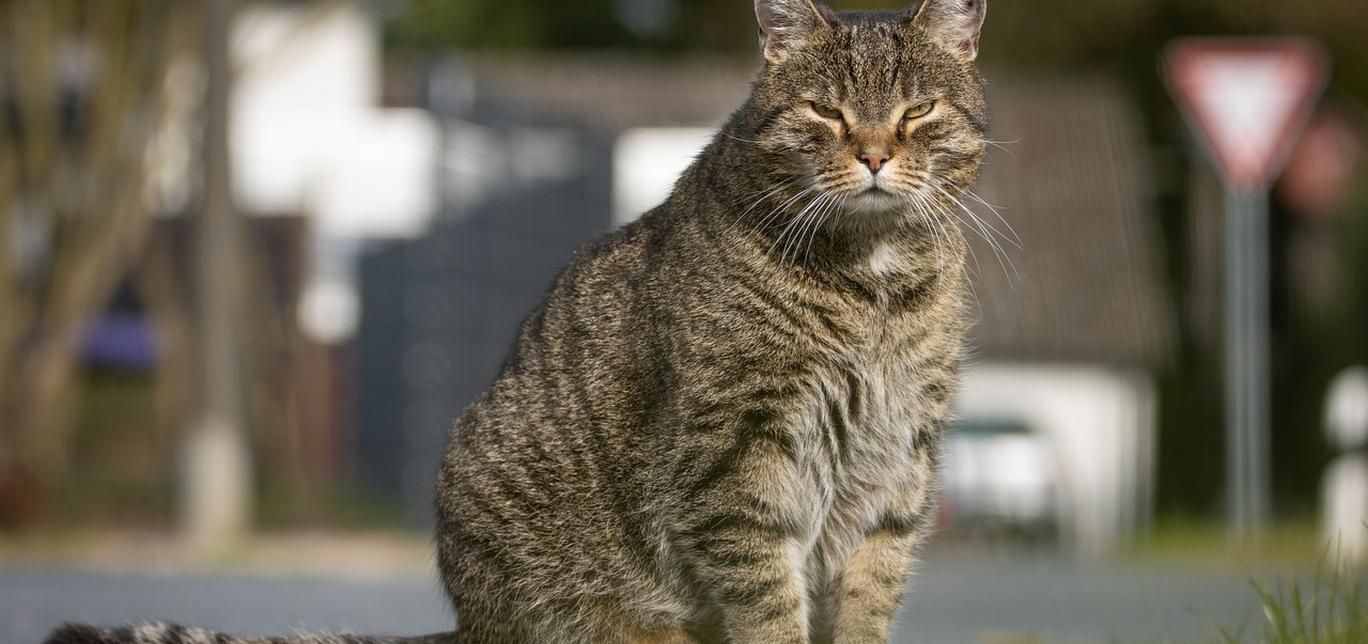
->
441, 55, 1175, 368
458, 54, 755, 130
969, 75, 1174, 367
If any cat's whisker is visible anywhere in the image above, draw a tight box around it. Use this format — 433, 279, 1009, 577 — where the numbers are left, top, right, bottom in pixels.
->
752, 184, 818, 239
922, 192, 954, 273
923, 191, 985, 280
956, 200, 1019, 284
931, 182, 1019, 251
785, 190, 834, 266
734, 179, 794, 215
733, 176, 797, 208
983, 137, 1022, 156
823, 175, 866, 193
884, 179, 950, 272
763, 185, 819, 232
729, 177, 801, 235
962, 209, 1015, 284
771, 189, 826, 262
907, 191, 946, 271
721, 131, 766, 145
917, 190, 982, 309
784, 193, 821, 266
796, 189, 839, 265
963, 188, 1021, 248
924, 182, 1003, 249
798, 190, 837, 266
929, 183, 1018, 285
802, 192, 843, 267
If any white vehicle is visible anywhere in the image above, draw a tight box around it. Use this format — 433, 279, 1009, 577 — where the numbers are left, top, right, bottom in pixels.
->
941, 418, 1063, 545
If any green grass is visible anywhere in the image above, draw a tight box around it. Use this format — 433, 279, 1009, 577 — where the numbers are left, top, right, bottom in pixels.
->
1198, 538, 1365, 644
1130, 518, 1328, 569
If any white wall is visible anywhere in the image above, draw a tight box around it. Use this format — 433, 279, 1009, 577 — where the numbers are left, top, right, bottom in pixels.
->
612, 128, 713, 226
232, 2, 437, 238
228, 3, 442, 343
958, 361, 1158, 556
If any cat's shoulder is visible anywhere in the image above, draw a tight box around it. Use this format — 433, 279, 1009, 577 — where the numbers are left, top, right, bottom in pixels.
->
569, 205, 697, 268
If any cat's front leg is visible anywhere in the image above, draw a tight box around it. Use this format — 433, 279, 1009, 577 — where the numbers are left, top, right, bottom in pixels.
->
830, 526, 920, 642
830, 478, 937, 643
673, 414, 811, 643
677, 503, 809, 643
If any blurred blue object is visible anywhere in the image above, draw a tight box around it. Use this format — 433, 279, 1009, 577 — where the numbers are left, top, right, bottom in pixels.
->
82, 314, 158, 372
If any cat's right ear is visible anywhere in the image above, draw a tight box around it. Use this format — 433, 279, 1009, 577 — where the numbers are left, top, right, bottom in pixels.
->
755, 0, 829, 63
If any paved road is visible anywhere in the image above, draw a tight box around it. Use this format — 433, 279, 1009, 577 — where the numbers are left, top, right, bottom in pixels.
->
2, 555, 1266, 643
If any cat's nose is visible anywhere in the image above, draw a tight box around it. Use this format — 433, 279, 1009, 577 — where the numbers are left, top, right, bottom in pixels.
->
859, 151, 891, 174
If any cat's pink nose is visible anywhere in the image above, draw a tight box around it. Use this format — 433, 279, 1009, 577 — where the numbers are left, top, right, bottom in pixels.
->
859, 151, 890, 173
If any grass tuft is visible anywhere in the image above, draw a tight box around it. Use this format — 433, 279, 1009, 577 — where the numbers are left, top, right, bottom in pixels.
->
1201, 540, 1365, 644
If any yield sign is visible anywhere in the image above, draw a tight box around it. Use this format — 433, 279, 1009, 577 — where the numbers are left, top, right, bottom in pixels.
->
1164, 39, 1328, 190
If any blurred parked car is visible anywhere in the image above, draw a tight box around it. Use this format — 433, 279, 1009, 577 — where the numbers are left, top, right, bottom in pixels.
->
941, 418, 1063, 548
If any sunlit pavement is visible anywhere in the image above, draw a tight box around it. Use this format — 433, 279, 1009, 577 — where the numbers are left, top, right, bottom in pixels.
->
1, 555, 1262, 643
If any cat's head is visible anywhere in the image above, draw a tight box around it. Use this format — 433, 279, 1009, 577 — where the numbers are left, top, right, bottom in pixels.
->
745, 0, 988, 234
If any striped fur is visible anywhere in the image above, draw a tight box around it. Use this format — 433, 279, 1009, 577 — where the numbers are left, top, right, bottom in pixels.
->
436, 2, 988, 642
43, 623, 453, 644
48, 2, 989, 643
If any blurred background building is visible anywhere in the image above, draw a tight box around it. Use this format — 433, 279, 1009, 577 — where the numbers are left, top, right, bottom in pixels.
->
2, 0, 1367, 563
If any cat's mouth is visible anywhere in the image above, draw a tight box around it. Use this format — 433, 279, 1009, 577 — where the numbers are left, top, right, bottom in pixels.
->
848, 185, 903, 214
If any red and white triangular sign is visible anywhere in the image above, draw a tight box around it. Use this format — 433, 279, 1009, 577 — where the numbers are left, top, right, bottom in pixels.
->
1165, 39, 1328, 190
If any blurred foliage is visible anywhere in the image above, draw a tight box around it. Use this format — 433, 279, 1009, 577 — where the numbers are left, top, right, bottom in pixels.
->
0, 0, 199, 526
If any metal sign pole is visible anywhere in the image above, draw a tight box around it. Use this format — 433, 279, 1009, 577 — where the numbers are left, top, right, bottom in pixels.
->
1225, 187, 1272, 540
1223, 189, 1245, 537
1244, 189, 1272, 534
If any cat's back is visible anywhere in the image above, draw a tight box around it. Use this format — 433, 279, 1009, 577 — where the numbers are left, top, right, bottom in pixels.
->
448, 205, 677, 441
438, 198, 720, 512
433, 201, 717, 628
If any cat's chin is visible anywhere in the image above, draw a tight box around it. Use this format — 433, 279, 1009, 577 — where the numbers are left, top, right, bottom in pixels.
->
843, 189, 907, 216
824, 190, 917, 239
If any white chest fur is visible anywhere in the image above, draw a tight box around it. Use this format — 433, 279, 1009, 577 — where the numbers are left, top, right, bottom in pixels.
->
866, 241, 903, 278
792, 360, 924, 586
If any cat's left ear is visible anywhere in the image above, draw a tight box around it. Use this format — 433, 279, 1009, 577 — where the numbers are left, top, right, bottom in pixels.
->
906, 0, 987, 61
755, 0, 830, 63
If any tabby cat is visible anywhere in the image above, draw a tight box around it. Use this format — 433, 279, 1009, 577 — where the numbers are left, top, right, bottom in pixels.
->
48, 0, 989, 642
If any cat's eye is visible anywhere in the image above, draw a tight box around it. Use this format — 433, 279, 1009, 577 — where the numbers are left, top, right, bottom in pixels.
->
809, 101, 845, 121
902, 101, 936, 122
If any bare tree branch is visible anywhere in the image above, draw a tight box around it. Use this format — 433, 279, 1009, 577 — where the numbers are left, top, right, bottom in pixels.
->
0, 0, 197, 524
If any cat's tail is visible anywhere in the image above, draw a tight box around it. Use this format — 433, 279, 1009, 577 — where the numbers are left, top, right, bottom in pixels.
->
44, 622, 457, 644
